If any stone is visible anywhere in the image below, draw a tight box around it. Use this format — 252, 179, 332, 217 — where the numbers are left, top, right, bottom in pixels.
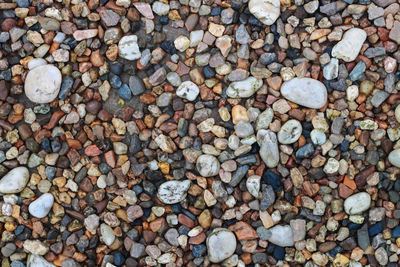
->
100, 223, 115, 246
277, 119, 302, 144
267, 225, 294, 247
152, 1, 170, 16
332, 28, 367, 62
0, 166, 29, 194
206, 228, 236, 263
226, 77, 263, 98
118, 35, 141, 60
248, 0, 280, 26
174, 35, 190, 52
24, 64, 62, 103
23, 240, 49, 255
344, 192, 371, 215
28, 193, 54, 218
27, 255, 56, 267
196, 154, 220, 177
157, 180, 191, 204
280, 78, 327, 109
246, 175, 261, 198
256, 107, 274, 130
257, 130, 279, 168
176, 81, 199, 101
389, 149, 400, 168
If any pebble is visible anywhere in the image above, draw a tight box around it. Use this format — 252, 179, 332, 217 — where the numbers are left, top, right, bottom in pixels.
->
248, 0, 280, 25
266, 225, 294, 247
176, 81, 199, 101
206, 228, 236, 263
0, 167, 29, 194
28, 193, 54, 218
344, 192, 371, 215
277, 119, 302, 144
24, 64, 62, 103
257, 130, 279, 168
196, 155, 220, 177
332, 28, 367, 62
281, 78, 327, 109
157, 180, 191, 204
226, 77, 263, 98
118, 35, 141, 60
388, 149, 400, 168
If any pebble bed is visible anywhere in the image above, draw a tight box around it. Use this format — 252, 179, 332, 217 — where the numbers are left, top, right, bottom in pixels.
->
1, 0, 400, 266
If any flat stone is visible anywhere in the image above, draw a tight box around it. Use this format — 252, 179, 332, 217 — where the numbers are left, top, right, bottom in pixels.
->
281, 78, 327, 109
257, 130, 279, 168
277, 119, 302, 144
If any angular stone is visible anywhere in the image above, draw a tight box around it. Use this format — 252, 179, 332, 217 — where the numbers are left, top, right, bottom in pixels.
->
332, 28, 367, 62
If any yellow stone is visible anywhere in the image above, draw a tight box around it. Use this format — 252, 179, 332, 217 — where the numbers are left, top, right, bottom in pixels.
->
158, 162, 170, 174
333, 254, 349, 267
168, 10, 181, 20
231, 105, 249, 124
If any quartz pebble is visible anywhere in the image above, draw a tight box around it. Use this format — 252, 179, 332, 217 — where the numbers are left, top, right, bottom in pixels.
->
28, 193, 54, 218
226, 77, 263, 98
332, 28, 367, 62
248, 0, 280, 26
157, 180, 191, 204
344, 192, 371, 215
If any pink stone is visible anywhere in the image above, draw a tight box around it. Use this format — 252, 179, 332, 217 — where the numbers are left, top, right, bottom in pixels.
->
73, 29, 98, 41
384, 56, 397, 73
133, 2, 154, 19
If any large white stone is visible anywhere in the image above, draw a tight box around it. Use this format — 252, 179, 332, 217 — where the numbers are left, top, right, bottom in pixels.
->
28, 193, 54, 218
246, 175, 261, 198
100, 223, 115, 246
226, 77, 263, 98
389, 149, 400, 168
0, 167, 29, 194
332, 28, 367, 62
257, 129, 279, 168
157, 180, 191, 204
256, 107, 274, 131
24, 64, 62, 104
281, 78, 327, 109
267, 225, 294, 247
23, 240, 49, 255
278, 119, 302, 144
118, 35, 141, 60
248, 0, 280, 26
196, 154, 220, 177
344, 192, 371, 215
206, 228, 237, 263
176, 81, 199, 101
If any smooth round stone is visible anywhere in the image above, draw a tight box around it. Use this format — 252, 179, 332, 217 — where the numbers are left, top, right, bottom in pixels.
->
226, 77, 263, 98
24, 64, 62, 104
28, 193, 54, 218
332, 28, 367, 62
248, 0, 280, 26
277, 119, 302, 144
118, 35, 141, 60
257, 129, 279, 168
389, 149, 400, 168
281, 78, 327, 109
174, 35, 190, 52
206, 228, 237, 263
0, 166, 29, 194
196, 154, 220, 177
176, 81, 199, 101
395, 105, 400, 123
157, 180, 191, 204
344, 192, 371, 215
266, 225, 294, 247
